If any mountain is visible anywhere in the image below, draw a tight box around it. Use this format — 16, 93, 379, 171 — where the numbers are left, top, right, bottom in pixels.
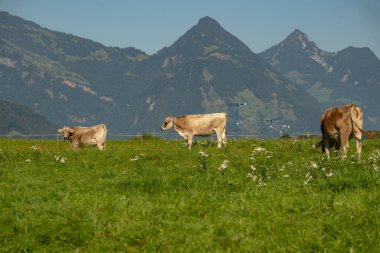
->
1, 12, 323, 135
0, 100, 57, 135
127, 17, 323, 133
259, 29, 380, 130
0, 11, 148, 133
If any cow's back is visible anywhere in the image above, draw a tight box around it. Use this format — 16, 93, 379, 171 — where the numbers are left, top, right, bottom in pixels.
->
350, 105, 363, 138
75, 124, 106, 145
91, 124, 107, 143
180, 113, 226, 135
321, 105, 353, 136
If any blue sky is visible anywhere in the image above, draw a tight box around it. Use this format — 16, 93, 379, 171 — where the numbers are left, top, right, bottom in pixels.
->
1, 0, 379, 57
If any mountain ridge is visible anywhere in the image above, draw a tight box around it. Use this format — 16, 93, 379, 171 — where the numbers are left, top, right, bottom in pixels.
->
0, 99, 58, 135
130, 16, 322, 133
1, 11, 378, 135
259, 29, 380, 129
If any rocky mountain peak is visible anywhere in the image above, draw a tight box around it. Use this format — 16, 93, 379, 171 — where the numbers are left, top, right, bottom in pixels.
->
196, 16, 222, 29
161, 16, 256, 64
260, 29, 335, 73
285, 29, 322, 54
288, 29, 309, 44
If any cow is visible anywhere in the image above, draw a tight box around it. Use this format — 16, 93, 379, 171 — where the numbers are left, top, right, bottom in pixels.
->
57, 124, 107, 150
317, 104, 374, 159
161, 112, 227, 149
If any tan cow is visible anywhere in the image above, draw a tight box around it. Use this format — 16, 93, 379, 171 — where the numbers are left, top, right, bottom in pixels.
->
318, 104, 374, 159
58, 124, 107, 150
161, 112, 227, 149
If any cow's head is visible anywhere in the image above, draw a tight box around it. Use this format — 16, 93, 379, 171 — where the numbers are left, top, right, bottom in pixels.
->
57, 126, 75, 140
161, 116, 174, 130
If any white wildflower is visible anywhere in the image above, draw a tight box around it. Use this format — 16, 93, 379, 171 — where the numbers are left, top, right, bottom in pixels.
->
130, 156, 140, 161
309, 161, 318, 169
373, 164, 378, 172
368, 150, 380, 163
199, 150, 209, 157
254, 147, 266, 152
218, 160, 229, 171
304, 175, 313, 185
247, 165, 259, 181
25, 159, 32, 163
284, 174, 289, 178
266, 156, 272, 159
326, 172, 333, 177
30, 145, 39, 150
257, 177, 267, 187
247, 173, 257, 181
54, 155, 66, 164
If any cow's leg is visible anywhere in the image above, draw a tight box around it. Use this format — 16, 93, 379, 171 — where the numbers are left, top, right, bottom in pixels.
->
334, 140, 341, 151
340, 134, 350, 159
216, 131, 222, 148
222, 128, 227, 147
355, 138, 362, 159
178, 132, 188, 146
354, 132, 362, 159
187, 134, 193, 149
323, 137, 331, 159
97, 142, 104, 150
183, 135, 188, 146
71, 142, 79, 150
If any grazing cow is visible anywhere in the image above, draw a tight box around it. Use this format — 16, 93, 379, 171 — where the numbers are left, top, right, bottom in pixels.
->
318, 104, 373, 159
161, 112, 227, 149
58, 124, 107, 150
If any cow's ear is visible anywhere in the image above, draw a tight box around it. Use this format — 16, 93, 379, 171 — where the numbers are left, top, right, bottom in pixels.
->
57, 128, 63, 133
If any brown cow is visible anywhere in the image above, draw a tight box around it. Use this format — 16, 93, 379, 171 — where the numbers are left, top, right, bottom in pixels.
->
58, 124, 107, 150
161, 112, 227, 149
318, 104, 371, 159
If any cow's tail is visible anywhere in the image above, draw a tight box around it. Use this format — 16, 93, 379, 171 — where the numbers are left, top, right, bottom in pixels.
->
314, 140, 323, 148
350, 105, 377, 138
101, 124, 107, 149
101, 124, 107, 139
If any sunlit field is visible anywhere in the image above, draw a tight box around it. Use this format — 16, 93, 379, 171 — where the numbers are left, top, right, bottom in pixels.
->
1, 137, 379, 252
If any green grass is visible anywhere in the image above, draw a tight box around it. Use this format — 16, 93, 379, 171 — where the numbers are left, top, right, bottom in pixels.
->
1, 138, 379, 252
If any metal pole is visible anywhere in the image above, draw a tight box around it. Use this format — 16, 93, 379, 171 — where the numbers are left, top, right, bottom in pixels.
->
235, 104, 239, 139
235, 102, 246, 139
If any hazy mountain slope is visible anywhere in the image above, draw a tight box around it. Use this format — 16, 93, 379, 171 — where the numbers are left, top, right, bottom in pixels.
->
0, 100, 57, 135
131, 17, 322, 133
259, 29, 380, 129
0, 11, 147, 132
0, 12, 334, 135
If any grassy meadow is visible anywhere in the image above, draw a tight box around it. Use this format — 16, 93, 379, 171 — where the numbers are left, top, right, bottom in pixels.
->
0, 137, 379, 252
